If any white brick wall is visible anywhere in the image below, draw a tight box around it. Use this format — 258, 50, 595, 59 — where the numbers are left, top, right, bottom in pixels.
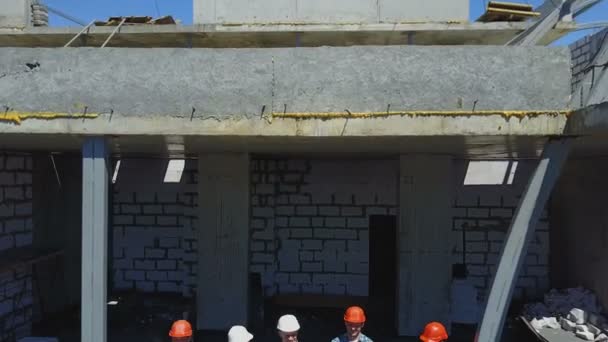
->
453, 160, 550, 302
112, 160, 198, 297
0, 153, 34, 340
250, 159, 398, 296
570, 28, 608, 93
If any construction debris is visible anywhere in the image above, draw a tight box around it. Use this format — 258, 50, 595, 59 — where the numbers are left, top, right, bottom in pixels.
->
523, 287, 608, 341
94, 15, 176, 26
477, 1, 541, 22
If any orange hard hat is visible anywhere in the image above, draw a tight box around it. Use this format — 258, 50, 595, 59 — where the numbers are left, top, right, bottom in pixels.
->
420, 322, 448, 342
169, 320, 193, 338
344, 306, 366, 323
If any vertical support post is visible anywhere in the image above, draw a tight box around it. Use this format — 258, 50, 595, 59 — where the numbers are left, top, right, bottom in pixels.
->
477, 138, 572, 342
397, 155, 454, 336
81, 137, 109, 342
197, 153, 250, 330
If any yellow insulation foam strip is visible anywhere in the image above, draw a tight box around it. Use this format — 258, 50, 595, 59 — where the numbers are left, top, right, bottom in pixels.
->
0, 111, 99, 124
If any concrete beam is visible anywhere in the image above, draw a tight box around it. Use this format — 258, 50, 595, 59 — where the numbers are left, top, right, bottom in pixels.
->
0, 22, 576, 48
197, 154, 250, 330
0, 46, 571, 131
477, 138, 572, 342
81, 137, 109, 342
397, 155, 454, 336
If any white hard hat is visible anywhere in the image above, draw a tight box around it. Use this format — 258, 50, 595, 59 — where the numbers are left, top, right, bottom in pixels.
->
277, 314, 300, 333
228, 325, 253, 342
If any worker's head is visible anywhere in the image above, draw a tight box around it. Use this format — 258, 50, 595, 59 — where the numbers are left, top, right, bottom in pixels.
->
277, 314, 300, 342
343, 306, 366, 341
228, 325, 254, 342
169, 320, 193, 342
420, 322, 448, 342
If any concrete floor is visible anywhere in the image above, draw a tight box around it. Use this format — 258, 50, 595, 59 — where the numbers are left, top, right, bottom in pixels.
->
31, 294, 539, 342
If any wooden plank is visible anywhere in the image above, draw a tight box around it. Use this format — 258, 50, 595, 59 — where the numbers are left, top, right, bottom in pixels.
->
489, 1, 534, 11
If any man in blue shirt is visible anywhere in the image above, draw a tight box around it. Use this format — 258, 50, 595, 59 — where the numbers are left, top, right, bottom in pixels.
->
331, 306, 373, 342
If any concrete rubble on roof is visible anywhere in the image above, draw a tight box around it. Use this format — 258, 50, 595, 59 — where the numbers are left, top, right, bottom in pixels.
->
524, 288, 608, 341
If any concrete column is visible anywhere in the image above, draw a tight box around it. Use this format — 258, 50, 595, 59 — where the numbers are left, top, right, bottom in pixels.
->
397, 155, 454, 336
197, 153, 250, 330
81, 137, 109, 342
478, 139, 571, 342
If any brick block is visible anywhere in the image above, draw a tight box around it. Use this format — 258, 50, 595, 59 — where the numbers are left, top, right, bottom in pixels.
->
300, 251, 314, 261
468, 265, 488, 276
291, 228, 313, 238
347, 218, 368, 229
0, 235, 15, 251
159, 237, 179, 248
465, 253, 485, 264
323, 258, 345, 273
296, 206, 317, 216
252, 230, 273, 241
114, 215, 134, 225
143, 205, 163, 214
311, 217, 324, 227
468, 208, 489, 218
302, 284, 323, 294
145, 248, 166, 259
478, 219, 504, 229
302, 262, 323, 272
289, 217, 310, 227
158, 282, 180, 292
256, 184, 275, 195
325, 217, 346, 228
4, 187, 24, 200
341, 207, 363, 216
487, 231, 505, 241
466, 231, 486, 241
319, 206, 339, 216
466, 242, 488, 253
147, 271, 168, 281
490, 208, 512, 218
125, 270, 145, 281
158, 260, 177, 270
334, 229, 357, 240
289, 195, 310, 205
4, 219, 25, 233
167, 271, 184, 281
6, 156, 25, 170
314, 228, 334, 239
0, 299, 13, 316
346, 261, 367, 274
280, 185, 298, 193
137, 192, 158, 203
251, 219, 266, 229
136, 216, 155, 226
0, 172, 15, 185
276, 206, 295, 216
121, 205, 141, 214
134, 260, 155, 270
290, 273, 311, 284
24, 186, 32, 200
275, 217, 288, 228
14, 233, 31, 247
453, 219, 477, 231
157, 216, 178, 226
16, 173, 31, 185
136, 281, 155, 292
14, 203, 31, 216
486, 253, 499, 265
302, 240, 323, 250
288, 160, 308, 171
324, 283, 346, 295
325, 240, 346, 251
366, 207, 388, 216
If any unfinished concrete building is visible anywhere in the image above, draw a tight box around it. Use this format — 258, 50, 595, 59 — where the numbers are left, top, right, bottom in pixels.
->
0, 0, 607, 341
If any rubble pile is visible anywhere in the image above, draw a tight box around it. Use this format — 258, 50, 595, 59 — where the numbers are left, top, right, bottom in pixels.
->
523, 287, 608, 341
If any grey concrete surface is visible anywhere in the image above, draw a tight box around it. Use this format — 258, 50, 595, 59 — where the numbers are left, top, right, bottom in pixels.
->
0, 46, 571, 119
194, 0, 469, 25
0, 0, 30, 29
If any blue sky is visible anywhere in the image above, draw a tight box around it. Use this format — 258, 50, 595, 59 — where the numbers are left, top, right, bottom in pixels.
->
45, 0, 607, 46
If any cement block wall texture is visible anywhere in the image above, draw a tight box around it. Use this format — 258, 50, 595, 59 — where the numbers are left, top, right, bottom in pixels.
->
0, 0, 30, 29
250, 158, 399, 296
0, 47, 571, 121
570, 28, 608, 94
0, 153, 34, 340
194, 0, 469, 24
453, 160, 551, 302
112, 160, 198, 297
